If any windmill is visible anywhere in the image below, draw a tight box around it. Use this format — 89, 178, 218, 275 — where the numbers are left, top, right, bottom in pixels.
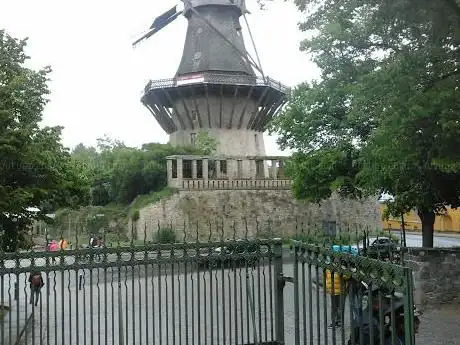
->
134, 0, 289, 156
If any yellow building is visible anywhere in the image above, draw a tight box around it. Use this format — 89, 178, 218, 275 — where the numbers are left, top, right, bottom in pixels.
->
380, 205, 460, 233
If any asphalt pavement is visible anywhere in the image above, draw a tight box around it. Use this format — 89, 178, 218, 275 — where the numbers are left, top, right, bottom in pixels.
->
402, 232, 460, 247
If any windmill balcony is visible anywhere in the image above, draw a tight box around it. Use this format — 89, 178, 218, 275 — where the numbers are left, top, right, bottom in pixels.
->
142, 73, 290, 95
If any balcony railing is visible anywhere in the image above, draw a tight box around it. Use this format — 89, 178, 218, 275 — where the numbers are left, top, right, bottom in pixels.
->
143, 72, 290, 95
180, 179, 292, 190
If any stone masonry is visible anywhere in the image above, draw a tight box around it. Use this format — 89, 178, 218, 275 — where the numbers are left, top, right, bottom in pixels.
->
405, 247, 460, 309
132, 189, 381, 241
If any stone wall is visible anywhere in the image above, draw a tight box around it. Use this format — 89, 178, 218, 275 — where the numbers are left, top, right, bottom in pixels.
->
131, 189, 381, 241
404, 247, 460, 309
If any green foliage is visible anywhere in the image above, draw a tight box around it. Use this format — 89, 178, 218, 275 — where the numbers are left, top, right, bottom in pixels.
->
129, 187, 178, 213
155, 228, 177, 244
131, 210, 140, 222
0, 30, 90, 250
270, 0, 460, 247
195, 132, 218, 155
72, 141, 201, 206
46, 204, 127, 240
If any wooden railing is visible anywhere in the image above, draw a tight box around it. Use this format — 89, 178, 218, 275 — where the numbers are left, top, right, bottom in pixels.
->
180, 179, 292, 190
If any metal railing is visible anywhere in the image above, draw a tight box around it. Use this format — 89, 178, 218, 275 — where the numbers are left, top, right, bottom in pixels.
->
0, 222, 416, 345
143, 73, 290, 94
288, 240, 416, 345
0, 237, 283, 345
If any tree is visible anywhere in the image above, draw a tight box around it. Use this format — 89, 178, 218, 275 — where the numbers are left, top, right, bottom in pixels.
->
0, 30, 89, 251
71, 140, 205, 206
270, 1, 460, 247
195, 131, 218, 155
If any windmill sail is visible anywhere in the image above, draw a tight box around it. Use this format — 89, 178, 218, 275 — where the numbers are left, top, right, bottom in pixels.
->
132, 5, 181, 47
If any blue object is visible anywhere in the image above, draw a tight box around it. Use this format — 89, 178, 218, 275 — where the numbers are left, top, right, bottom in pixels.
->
331, 244, 359, 256
332, 245, 341, 252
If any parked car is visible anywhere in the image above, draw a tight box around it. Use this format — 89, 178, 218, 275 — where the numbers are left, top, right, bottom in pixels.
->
198, 240, 261, 270
363, 237, 400, 260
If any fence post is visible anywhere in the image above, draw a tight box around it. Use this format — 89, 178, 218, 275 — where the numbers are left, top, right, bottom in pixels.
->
273, 239, 285, 344
403, 267, 415, 345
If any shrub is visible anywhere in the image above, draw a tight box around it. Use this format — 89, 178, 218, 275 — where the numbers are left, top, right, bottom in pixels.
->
155, 228, 176, 244
131, 210, 140, 222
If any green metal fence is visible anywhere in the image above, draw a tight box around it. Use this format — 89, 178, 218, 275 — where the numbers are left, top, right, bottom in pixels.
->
0, 226, 416, 345
0, 238, 283, 345
288, 240, 416, 345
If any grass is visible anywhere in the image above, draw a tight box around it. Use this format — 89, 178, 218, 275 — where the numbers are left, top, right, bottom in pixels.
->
42, 187, 178, 246
129, 187, 178, 215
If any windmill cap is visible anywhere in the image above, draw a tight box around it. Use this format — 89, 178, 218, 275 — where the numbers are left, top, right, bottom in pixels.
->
183, 0, 247, 16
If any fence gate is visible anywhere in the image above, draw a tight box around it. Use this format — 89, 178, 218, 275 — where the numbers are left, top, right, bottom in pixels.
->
0, 238, 285, 345
284, 240, 416, 345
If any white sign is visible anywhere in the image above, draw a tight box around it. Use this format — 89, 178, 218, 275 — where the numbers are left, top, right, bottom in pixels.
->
176, 74, 205, 86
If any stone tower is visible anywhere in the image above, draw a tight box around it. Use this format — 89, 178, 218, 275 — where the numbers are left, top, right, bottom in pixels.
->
141, 0, 288, 156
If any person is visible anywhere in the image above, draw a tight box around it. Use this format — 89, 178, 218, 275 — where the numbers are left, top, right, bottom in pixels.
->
48, 240, 58, 264
58, 238, 68, 250
325, 268, 346, 328
89, 235, 98, 248
326, 245, 354, 328
28, 271, 44, 306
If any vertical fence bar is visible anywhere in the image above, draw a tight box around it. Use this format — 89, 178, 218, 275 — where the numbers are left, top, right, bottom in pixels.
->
293, 244, 300, 345
110, 267, 115, 345
124, 265, 128, 345
145, 260, 149, 345
1, 272, 4, 344
131, 259, 135, 345
191, 258, 195, 345
404, 267, 415, 345
245, 261, 250, 344
233, 259, 238, 345
103, 265, 108, 345
53, 271, 57, 345
90, 263, 94, 345
308, 261, 313, 345
262, 260, 268, 344
185, 253, 190, 345
61, 266, 65, 345
247, 271, 258, 345
177, 259, 182, 345
301, 255, 307, 345
171, 255, 176, 345
197, 252, 201, 345
117, 264, 124, 345
257, 260, 262, 345
273, 239, 284, 344
315, 265, 321, 345
75, 268, 80, 345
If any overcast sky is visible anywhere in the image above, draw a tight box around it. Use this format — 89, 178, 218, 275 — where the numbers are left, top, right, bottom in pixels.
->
1, 0, 319, 155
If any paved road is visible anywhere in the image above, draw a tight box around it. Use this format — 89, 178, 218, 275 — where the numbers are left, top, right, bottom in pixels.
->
403, 232, 460, 247
362, 232, 460, 248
